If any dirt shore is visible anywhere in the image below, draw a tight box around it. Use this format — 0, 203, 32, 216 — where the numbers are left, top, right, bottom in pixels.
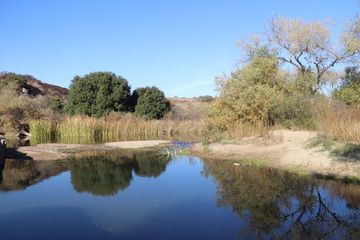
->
5, 140, 171, 161
190, 130, 360, 177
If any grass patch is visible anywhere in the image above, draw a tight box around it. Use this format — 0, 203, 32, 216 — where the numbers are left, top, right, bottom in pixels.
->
230, 158, 269, 167
306, 134, 335, 151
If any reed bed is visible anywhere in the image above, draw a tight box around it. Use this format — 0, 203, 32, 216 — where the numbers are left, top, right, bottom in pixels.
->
29, 115, 206, 144
29, 120, 57, 143
321, 108, 360, 142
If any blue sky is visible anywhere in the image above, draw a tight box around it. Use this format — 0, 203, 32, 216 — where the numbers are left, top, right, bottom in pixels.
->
0, 0, 358, 97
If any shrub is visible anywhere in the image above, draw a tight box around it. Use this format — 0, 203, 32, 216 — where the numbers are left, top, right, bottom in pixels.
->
66, 71, 131, 117
268, 94, 316, 129
0, 83, 56, 134
45, 97, 64, 113
333, 67, 360, 108
209, 50, 283, 130
134, 86, 170, 120
0, 73, 28, 89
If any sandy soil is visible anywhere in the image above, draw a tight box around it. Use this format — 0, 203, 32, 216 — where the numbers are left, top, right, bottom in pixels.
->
191, 130, 360, 177
104, 140, 171, 149
6, 140, 171, 161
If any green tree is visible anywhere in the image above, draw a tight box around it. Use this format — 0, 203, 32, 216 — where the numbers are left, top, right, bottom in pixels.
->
66, 72, 131, 117
134, 86, 170, 120
333, 67, 360, 107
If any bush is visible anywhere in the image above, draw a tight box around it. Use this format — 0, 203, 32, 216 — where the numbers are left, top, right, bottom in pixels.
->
333, 67, 360, 108
268, 94, 316, 129
209, 51, 283, 130
134, 86, 170, 120
45, 97, 64, 113
0, 73, 28, 89
66, 72, 131, 117
0, 83, 56, 134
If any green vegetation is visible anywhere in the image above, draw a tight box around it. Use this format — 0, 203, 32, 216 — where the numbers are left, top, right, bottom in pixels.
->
45, 97, 65, 113
0, 73, 28, 89
333, 67, 360, 108
66, 72, 131, 117
306, 135, 335, 151
29, 115, 205, 144
210, 50, 282, 130
134, 86, 170, 120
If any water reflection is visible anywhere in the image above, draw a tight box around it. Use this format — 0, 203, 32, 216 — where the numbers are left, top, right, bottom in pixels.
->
0, 159, 67, 191
202, 160, 360, 239
3, 150, 360, 239
67, 150, 170, 196
0, 150, 170, 195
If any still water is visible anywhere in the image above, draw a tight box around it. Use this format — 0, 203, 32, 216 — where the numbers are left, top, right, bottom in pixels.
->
1, 149, 360, 239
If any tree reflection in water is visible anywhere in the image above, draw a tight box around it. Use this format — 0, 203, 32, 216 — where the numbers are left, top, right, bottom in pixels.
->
66, 150, 170, 196
0, 159, 67, 192
202, 160, 360, 239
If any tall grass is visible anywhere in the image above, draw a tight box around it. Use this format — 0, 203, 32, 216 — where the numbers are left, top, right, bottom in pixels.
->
321, 108, 360, 142
29, 114, 205, 144
29, 120, 57, 143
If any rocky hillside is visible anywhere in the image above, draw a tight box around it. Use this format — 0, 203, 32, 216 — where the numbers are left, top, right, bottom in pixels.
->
0, 72, 69, 100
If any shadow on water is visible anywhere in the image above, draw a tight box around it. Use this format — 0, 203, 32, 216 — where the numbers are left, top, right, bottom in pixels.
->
202, 159, 360, 239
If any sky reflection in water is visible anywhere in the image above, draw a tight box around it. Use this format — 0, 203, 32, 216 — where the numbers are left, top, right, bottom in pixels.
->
1, 150, 360, 239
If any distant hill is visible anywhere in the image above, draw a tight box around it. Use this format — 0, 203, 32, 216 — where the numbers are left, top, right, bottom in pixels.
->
0, 72, 215, 118
168, 96, 214, 120
0, 72, 69, 100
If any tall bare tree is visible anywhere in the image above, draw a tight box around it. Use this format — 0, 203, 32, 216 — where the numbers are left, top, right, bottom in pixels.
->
239, 14, 360, 94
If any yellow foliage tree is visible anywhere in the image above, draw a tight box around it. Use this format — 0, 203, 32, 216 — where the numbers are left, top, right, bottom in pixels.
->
239, 15, 360, 95
210, 51, 284, 130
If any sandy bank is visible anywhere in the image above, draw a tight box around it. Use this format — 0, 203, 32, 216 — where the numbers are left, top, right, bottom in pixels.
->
6, 140, 171, 161
191, 130, 360, 177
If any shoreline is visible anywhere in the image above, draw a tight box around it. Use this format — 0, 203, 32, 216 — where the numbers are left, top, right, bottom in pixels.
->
5, 140, 171, 161
4, 130, 360, 178
190, 130, 360, 178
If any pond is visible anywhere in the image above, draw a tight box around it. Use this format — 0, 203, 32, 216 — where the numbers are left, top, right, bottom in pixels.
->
1, 149, 360, 239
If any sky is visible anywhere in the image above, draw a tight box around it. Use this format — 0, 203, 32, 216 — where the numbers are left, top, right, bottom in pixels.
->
0, 0, 358, 98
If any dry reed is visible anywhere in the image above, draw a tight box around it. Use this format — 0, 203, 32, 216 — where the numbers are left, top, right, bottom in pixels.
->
30, 114, 205, 144
321, 108, 360, 142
